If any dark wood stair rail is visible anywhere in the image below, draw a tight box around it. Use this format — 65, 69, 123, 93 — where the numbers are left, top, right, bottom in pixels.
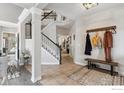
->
41, 10, 54, 21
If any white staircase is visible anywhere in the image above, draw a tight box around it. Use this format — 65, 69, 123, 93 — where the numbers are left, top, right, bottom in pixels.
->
40, 9, 72, 65
41, 32, 61, 64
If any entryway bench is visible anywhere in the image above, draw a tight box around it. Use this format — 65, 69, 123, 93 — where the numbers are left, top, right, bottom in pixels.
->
84, 58, 118, 76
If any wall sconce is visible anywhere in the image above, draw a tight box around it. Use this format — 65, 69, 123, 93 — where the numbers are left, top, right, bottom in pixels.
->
83, 3, 98, 10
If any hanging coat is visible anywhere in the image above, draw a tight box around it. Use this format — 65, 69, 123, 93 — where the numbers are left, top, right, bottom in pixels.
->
103, 31, 113, 61
103, 31, 113, 48
84, 33, 92, 55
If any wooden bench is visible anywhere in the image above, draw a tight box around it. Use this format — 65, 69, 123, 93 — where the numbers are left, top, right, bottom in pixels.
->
84, 58, 118, 76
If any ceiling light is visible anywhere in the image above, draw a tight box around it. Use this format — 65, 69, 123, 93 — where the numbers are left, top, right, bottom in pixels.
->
83, 3, 98, 10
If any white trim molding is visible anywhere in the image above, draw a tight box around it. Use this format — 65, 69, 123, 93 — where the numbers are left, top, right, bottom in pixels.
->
0, 20, 17, 28
18, 8, 30, 23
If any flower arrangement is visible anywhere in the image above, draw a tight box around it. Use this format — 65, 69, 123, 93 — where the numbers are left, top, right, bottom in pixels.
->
22, 49, 31, 65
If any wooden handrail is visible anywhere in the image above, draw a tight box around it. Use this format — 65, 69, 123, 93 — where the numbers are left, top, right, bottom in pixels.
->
41, 32, 60, 48
41, 10, 54, 21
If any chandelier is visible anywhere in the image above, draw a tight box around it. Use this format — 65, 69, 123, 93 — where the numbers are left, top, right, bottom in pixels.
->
83, 3, 98, 10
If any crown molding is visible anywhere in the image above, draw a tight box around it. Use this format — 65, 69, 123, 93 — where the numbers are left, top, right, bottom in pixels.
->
0, 20, 17, 28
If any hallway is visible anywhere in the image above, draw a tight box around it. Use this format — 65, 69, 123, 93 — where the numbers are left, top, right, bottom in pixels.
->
39, 51, 83, 85
25, 52, 124, 85
40, 53, 124, 85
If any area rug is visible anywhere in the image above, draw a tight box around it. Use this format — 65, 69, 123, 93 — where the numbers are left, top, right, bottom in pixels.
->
69, 68, 124, 85
69, 67, 91, 81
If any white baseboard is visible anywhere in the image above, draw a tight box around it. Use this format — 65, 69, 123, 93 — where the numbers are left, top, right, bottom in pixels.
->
19, 63, 24, 66
41, 63, 60, 65
31, 76, 41, 83
74, 61, 87, 66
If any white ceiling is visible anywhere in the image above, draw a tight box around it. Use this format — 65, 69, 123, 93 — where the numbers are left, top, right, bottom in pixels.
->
14, 3, 48, 9
56, 19, 74, 29
14, 3, 35, 9
45, 3, 123, 20
44, 3, 124, 35
45, 3, 84, 20
0, 3, 123, 29
0, 3, 48, 24
0, 3, 23, 23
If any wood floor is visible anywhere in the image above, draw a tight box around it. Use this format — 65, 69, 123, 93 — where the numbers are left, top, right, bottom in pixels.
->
25, 52, 124, 85
1, 51, 124, 85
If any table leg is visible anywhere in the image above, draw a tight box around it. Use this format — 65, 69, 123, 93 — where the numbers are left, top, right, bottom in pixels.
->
88, 61, 90, 69
111, 65, 113, 75
89, 61, 92, 69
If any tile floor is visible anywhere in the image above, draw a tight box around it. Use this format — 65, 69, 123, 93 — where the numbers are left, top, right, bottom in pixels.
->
2, 66, 41, 85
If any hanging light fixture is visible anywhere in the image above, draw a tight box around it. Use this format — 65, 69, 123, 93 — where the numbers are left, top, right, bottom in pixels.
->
83, 3, 98, 10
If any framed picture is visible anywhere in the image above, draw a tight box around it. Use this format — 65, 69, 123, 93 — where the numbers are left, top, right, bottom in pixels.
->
25, 23, 32, 39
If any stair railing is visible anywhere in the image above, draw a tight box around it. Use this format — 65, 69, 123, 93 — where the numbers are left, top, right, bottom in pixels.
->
41, 32, 61, 64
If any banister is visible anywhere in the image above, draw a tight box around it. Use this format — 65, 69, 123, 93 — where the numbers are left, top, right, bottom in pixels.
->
41, 32, 60, 48
41, 10, 54, 21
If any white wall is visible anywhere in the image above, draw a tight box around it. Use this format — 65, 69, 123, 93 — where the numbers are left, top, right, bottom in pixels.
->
56, 27, 70, 35
0, 27, 3, 51
69, 24, 76, 58
25, 39, 33, 56
71, 6, 124, 75
0, 26, 17, 33
42, 22, 57, 43
42, 19, 54, 26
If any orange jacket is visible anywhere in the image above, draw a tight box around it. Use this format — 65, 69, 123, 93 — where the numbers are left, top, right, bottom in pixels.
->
103, 31, 113, 48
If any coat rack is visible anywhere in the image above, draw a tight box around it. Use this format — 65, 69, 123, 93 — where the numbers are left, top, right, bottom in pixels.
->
86, 26, 116, 34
